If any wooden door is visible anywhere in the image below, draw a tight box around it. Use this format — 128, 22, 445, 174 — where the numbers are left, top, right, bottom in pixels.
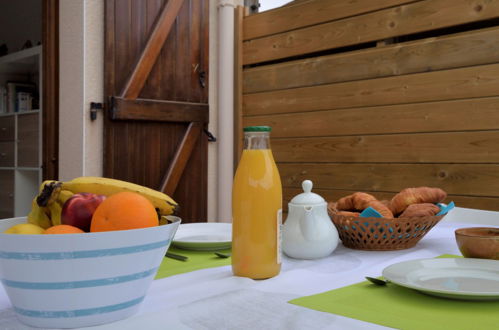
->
42, 0, 59, 180
104, 0, 209, 222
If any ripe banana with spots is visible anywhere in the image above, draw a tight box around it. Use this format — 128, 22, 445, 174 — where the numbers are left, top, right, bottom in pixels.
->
61, 176, 178, 215
27, 198, 52, 229
47, 200, 63, 226
57, 190, 74, 205
33, 177, 178, 223
37, 181, 62, 207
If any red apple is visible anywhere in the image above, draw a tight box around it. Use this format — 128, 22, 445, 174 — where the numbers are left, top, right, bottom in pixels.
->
61, 193, 106, 232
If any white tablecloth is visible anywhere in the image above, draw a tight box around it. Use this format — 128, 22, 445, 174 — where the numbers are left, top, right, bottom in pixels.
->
0, 221, 492, 330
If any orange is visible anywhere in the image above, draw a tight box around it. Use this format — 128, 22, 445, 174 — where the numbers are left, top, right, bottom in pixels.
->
44, 225, 85, 234
90, 192, 158, 232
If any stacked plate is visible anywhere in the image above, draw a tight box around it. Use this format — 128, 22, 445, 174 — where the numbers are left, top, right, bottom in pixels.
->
172, 223, 232, 251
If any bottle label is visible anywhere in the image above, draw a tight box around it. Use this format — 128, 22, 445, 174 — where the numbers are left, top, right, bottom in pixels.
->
277, 209, 282, 264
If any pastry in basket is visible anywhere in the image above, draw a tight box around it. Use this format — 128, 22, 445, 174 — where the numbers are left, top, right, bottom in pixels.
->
399, 203, 440, 218
337, 211, 360, 217
327, 202, 357, 217
366, 200, 393, 218
335, 192, 393, 218
389, 187, 447, 215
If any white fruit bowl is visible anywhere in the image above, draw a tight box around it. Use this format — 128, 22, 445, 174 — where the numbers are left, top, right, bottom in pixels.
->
0, 216, 180, 329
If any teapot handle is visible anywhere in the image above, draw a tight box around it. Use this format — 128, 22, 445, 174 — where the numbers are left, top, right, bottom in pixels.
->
300, 206, 318, 241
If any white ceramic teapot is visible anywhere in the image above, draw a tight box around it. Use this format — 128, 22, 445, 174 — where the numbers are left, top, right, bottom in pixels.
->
282, 180, 339, 259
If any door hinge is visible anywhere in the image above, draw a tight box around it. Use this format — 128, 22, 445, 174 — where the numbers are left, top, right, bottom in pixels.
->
90, 102, 104, 121
204, 129, 217, 142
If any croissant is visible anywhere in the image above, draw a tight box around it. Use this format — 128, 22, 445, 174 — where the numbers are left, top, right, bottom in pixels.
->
335, 192, 393, 218
337, 211, 360, 217
336, 194, 355, 211
351, 192, 377, 210
389, 187, 447, 215
365, 200, 394, 218
337, 192, 376, 210
399, 203, 440, 218
380, 200, 390, 208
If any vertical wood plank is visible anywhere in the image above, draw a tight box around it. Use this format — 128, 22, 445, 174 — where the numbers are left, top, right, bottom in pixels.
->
142, 0, 164, 100
103, 0, 116, 176
200, 0, 209, 104
190, 0, 202, 102
175, 0, 190, 101
121, 0, 185, 99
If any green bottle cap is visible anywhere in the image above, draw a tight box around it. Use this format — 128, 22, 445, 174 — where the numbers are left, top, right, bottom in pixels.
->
243, 126, 271, 132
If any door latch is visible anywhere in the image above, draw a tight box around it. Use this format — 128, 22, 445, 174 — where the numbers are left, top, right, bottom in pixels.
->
199, 71, 206, 88
204, 129, 216, 142
90, 102, 104, 121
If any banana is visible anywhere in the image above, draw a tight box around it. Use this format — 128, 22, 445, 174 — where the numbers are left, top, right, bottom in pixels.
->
58, 190, 74, 205
61, 176, 178, 215
38, 180, 57, 193
27, 198, 52, 229
30, 182, 70, 228
37, 181, 63, 207
47, 200, 63, 226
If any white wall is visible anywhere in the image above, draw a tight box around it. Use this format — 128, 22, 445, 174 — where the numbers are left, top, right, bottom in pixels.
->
0, 0, 42, 53
59, 0, 103, 181
83, 0, 104, 177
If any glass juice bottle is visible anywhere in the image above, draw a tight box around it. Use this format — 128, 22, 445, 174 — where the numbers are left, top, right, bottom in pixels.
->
232, 126, 282, 279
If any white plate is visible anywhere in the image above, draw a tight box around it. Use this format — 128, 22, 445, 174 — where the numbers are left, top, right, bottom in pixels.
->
382, 258, 499, 300
172, 223, 232, 251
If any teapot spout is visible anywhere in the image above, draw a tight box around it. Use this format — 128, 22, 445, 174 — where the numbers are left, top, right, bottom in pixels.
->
300, 206, 318, 241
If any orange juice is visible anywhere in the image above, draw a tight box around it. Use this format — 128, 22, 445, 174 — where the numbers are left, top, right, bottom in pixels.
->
232, 127, 282, 279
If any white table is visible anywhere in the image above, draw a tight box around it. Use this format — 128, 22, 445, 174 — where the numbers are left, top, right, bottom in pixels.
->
0, 221, 494, 330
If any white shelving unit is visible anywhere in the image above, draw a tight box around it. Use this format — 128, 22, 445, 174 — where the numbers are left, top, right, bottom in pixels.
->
0, 46, 42, 218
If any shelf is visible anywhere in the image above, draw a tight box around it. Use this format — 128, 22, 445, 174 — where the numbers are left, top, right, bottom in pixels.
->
0, 46, 41, 75
0, 45, 42, 218
0, 110, 40, 117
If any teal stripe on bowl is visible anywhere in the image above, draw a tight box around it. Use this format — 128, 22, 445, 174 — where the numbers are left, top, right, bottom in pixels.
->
0, 239, 170, 260
13, 296, 144, 318
2, 267, 158, 290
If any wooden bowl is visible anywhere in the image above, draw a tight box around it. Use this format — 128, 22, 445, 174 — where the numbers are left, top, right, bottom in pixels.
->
455, 227, 499, 260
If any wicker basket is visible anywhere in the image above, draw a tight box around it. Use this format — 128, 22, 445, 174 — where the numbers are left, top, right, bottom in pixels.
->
330, 213, 444, 251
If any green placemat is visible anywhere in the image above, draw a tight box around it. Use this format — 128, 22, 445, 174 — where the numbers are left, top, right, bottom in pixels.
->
289, 255, 499, 330
155, 247, 231, 279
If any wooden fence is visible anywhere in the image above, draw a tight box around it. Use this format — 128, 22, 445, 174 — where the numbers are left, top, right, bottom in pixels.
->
235, 0, 499, 211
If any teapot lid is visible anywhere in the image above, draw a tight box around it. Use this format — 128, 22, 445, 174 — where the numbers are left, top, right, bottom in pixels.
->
289, 180, 325, 205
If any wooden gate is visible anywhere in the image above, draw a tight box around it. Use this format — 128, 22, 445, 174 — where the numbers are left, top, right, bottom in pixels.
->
238, 0, 499, 211
104, 0, 209, 221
